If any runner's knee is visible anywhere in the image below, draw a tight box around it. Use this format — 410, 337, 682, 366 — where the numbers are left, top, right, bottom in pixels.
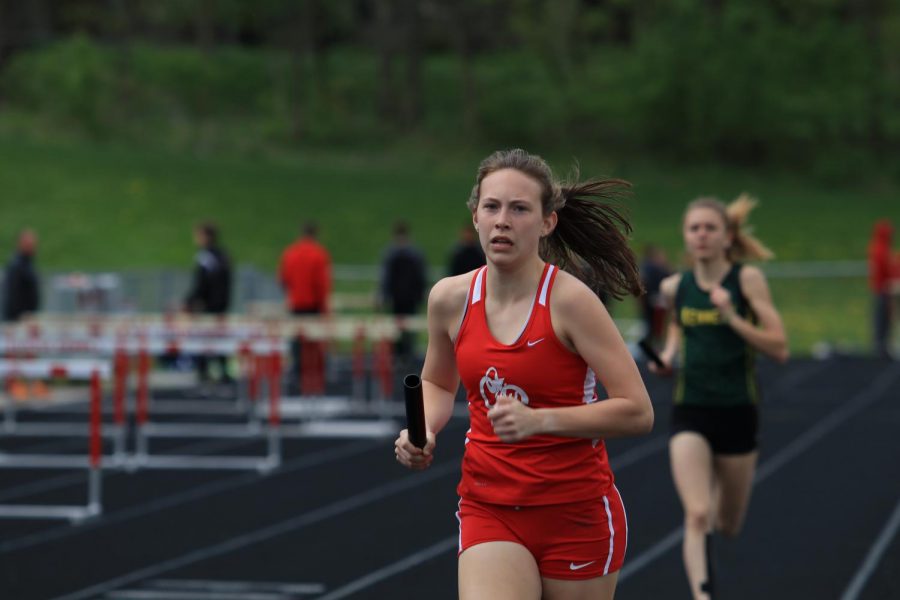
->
684, 507, 712, 532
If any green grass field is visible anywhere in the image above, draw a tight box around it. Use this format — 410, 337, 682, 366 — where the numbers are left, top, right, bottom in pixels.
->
0, 135, 897, 354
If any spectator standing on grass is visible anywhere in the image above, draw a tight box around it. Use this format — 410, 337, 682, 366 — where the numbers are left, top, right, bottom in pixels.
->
380, 220, 428, 365
447, 224, 485, 276
868, 219, 894, 358
2, 228, 40, 322
891, 250, 900, 351
184, 222, 233, 385
3, 228, 47, 400
279, 221, 332, 392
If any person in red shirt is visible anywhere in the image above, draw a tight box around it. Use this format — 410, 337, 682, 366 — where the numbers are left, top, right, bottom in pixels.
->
893, 250, 900, 321
868, 220, 894, 358
279, 221, 332, 391
394, 149, 653, 599
280, 221, 331, 314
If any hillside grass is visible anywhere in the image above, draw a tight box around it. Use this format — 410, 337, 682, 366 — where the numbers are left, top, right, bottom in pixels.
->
0, 135, 896, 353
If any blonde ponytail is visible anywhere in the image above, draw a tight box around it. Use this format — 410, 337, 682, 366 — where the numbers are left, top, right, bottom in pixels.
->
726, 193, 774, 261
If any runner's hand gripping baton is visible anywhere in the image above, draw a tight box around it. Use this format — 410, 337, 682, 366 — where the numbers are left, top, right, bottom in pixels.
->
403, 374, 427, 449
639, 339, 666, 370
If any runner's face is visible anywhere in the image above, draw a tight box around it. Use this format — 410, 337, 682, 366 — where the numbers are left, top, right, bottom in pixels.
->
683, 207, 730, 261
474, 169, 555, 265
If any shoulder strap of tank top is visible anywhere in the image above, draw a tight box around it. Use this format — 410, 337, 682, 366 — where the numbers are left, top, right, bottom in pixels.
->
537, 263, 556, 308
453, 266, 487, 343
470, 266, 487, 305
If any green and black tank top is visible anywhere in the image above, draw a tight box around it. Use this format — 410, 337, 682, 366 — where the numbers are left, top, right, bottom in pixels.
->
674, 263, 759, 407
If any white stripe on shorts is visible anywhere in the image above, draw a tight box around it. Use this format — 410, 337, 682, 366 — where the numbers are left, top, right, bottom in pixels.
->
456, 499, 463, 554
602, 495, 615, 575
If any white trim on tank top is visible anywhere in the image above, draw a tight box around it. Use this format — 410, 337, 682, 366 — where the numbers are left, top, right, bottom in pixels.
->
539, 264, 556, 306
472, 265, 549, 346
471, 267, 486, 304
452, 267, 485, 343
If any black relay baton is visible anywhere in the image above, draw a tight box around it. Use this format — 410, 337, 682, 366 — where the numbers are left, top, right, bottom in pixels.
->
639, 339, 666, 370
403, 374, 427, 449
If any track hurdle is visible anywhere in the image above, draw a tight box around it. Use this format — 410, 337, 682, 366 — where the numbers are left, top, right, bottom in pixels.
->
249, 319, 402, 438
351, 326, 367, 401
297, 329, 327, 396
0, 341, 129, 462
374, 336, 395, 408
128, 335, 272, 418
0, 332, 258, 420
129, 341, 282, 473
0, 359, 110, 523
8, 313, 428, 420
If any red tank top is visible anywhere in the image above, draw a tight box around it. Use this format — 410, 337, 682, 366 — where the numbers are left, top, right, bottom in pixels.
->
454, 263, 614, 505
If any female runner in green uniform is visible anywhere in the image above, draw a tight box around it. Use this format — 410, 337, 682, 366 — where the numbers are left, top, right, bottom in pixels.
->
651, 195, 788, 600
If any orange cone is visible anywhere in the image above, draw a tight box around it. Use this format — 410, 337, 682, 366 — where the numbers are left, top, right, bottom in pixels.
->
10, 379, 29, 402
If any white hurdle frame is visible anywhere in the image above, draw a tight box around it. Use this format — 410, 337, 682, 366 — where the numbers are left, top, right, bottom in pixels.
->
0, 330, 286, 472
130, 341, 283, 473
0, 334, 256, 419
0, 347, 129, 463
2, 313, 420, 443
0, 359, 109, 523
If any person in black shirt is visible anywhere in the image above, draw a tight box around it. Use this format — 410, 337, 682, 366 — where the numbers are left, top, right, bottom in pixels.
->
638, 244, 672, 348
447, 225, 486, 276
185, 222, 233, 385
3, 229, 40, 322
3, 229, 46, 399
380, 220, 427, 364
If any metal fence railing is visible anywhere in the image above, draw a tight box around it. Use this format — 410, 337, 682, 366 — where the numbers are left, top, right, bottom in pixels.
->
20, 260, 868, 315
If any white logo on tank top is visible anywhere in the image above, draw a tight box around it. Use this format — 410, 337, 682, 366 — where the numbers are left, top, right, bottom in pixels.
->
479, 366, 529, 408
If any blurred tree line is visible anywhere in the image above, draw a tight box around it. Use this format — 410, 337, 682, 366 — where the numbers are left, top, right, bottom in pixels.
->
0, 0, 897, 175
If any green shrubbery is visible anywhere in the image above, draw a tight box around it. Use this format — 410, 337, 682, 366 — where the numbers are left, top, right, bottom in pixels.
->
1, 0, 897, 179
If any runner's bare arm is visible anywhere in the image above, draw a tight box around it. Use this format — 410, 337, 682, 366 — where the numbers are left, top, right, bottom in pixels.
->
394, 275, 467, 469
714, 266, 788, 362
420, 276, 467, 435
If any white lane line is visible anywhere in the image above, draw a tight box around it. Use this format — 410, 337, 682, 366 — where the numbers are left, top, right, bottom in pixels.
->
106, 590, 285, 600
769, 360, 832, 403
610, 435, 668, 471
149, 579, 325, 595
618, 528, 684, 581
53, 460, 460, 600
0, 471, 85, 502
840, 496, 900, 600
0, 440, 379, 553
316, 536, 458, 600
619, 364, 900, 582
0, 437, 255, 503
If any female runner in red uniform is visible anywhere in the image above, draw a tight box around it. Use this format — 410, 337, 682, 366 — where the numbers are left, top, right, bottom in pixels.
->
394, 149, 654, 600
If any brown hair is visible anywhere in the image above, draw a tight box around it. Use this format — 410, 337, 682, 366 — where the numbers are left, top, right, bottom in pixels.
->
467, 149, 643, 300
195, 221, 219, 246
685, 194, 774, 261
